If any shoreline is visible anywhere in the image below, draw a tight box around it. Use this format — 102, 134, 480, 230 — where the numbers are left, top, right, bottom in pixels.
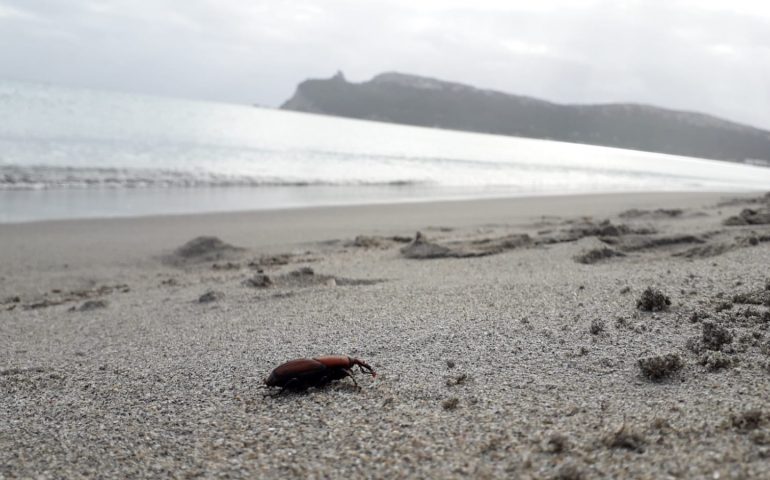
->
0, 191, 745, 270
1, 185, 765, 225
1, 189, 749, 227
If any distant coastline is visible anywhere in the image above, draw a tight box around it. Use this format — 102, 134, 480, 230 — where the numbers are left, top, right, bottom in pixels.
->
281, 71, 770, 164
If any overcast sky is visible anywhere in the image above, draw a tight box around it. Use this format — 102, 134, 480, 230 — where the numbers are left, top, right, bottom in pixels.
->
1, 0, 769, 128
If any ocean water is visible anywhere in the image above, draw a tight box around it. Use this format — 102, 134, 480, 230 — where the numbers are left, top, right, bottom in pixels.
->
1, 80, 769, 223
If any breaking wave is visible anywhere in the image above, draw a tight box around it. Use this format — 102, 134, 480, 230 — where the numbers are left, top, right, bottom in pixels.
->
0, 165, 423, 190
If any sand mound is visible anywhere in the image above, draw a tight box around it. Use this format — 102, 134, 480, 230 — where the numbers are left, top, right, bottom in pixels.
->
619, 208, 684, 219
537, 219, 655, 244
198, 290, 225, 303
76, 300, 109, 312
724, 208, 770, 226
673, 243, 735, 258
243, 267, 384, 290
279, 267, 383, 288
348, 235, 413, 248
165, 236, 244, 265
401, 231, 531, 259
600, 234, 705, 252
574, 247, 625, 264
400, 232, 453, 259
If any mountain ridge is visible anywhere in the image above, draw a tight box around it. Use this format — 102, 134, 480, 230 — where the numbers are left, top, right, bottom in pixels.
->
281, 71, 770, 163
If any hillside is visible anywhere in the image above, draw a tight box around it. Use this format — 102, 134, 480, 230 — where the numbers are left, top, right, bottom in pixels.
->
281, 71, 770, 163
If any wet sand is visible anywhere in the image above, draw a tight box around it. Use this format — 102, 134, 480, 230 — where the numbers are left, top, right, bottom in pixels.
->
2, 191, 770, 478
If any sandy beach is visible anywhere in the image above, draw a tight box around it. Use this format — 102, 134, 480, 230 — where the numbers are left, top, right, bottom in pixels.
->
2, 191, 770, 478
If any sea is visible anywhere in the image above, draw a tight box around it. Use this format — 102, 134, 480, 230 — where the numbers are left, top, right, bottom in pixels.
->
2, 80, 769, 223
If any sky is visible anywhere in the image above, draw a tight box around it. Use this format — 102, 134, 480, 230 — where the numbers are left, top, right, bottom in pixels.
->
1, 0, 769, 129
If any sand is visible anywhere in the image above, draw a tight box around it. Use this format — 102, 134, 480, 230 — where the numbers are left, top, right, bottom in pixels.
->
2, 191, 770, 479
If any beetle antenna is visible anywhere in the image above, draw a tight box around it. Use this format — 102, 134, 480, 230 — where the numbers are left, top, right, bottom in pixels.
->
359, 364, 376, 378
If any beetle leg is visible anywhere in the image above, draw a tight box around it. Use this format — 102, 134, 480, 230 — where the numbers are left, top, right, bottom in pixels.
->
312, 375, 329, 388
344, 369, 360, 388
280, 377, 304, 393
263, 383, 290, 397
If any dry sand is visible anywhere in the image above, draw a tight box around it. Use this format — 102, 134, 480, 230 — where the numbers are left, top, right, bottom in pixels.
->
2, 191, 770, 478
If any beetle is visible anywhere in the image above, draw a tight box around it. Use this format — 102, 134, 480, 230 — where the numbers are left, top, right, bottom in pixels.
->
264, 355, 376, 391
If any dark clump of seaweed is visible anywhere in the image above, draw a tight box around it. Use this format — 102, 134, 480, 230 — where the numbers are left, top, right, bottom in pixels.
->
589, 319, 606, 335
699, 351, 734, 371
637, 287, 671, 312
638, 353, 684, 381
732, 290, 770, 307
701, 321, 733, 351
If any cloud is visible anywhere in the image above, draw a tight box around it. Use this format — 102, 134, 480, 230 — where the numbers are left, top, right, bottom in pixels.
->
0, 3, 38, 20
500, 40, 551, 56
0, 0, 768, 128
